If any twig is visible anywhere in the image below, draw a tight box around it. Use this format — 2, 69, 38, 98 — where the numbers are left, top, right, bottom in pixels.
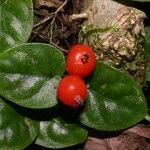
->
33, 0, 69, 52
49, 0, 68, 42
33, 14, 54, 28
32, 30, 45, 39
69, 12, 89, 21
49, 17, 56, 42
50, 41, 68, 52
33, 0, 68, 28
54, 0, 68, 15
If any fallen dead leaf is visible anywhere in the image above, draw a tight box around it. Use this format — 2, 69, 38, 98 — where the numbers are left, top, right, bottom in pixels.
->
83, 124, 150, 150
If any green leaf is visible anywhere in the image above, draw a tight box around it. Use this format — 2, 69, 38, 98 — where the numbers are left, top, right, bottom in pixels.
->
80, 62, 147, 131
0, 43, 65, 108
145, 114, 150, 122
145, 27, 150, 82
35, 117, 88, 149
0, 97, 38, 150
0, 0, 33, 52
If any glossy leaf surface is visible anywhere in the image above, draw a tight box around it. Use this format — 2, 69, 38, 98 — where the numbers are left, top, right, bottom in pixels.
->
80, 63, 147, 131
0, 0, 33, 52
0, 43, 65, 108
0, 97, 38, 150
36, 117, 88, 149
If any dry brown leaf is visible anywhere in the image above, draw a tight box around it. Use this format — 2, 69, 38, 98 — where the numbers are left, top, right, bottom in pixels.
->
129, 124, 150, 139
83, 125, 150, 150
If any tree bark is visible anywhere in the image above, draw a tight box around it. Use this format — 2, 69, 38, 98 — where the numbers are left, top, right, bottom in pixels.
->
80, 0, 146, 86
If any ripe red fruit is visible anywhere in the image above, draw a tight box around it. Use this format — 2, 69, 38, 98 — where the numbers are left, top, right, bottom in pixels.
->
57, 75, 87, 108
66, 44, 96, 78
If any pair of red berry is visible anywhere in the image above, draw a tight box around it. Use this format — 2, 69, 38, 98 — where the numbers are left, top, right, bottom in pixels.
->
57, 44, 96, 108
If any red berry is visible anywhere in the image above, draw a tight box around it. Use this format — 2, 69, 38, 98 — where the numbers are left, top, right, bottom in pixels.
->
66, 44, 95, 78
57, 75, 87, 108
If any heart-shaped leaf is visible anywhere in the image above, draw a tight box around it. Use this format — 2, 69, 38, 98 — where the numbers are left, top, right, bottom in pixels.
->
0, 43, 65, 108
80, 62, 147, 131
0, 0, 33, 52
35, 117, 88, 149
0, 97, 38, 150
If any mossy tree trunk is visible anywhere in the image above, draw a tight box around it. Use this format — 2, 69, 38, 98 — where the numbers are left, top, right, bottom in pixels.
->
79, 0, 146, 86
